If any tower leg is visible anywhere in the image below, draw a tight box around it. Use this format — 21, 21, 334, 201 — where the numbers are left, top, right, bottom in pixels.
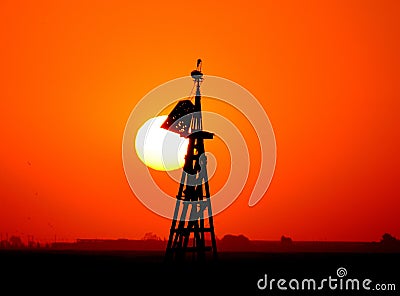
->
165, 198, 217, 262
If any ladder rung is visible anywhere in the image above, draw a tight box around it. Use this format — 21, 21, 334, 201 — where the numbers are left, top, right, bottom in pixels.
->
185, 246, 213, 251
170, 246, 212, 252
171, 227, 213, 233
174, 197, 211, 200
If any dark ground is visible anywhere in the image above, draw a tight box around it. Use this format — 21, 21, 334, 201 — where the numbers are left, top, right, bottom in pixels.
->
0, 250, 399, 295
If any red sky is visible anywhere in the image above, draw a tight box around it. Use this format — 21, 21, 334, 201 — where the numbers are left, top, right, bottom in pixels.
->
1, 0, 399, 243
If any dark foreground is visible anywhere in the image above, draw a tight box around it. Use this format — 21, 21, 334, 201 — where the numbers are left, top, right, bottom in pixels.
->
1, 250, 398, 295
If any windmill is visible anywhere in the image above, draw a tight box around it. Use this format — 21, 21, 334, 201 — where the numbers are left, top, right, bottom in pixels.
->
162, 59, 218, 261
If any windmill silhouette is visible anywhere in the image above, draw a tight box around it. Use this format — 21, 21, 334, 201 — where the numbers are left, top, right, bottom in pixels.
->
162, 59, 218, 262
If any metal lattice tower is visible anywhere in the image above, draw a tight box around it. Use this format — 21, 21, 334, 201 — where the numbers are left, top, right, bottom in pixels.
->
163, 59, 218, 262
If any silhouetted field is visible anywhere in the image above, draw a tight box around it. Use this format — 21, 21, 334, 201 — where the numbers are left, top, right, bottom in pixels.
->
1, 250, 398, 294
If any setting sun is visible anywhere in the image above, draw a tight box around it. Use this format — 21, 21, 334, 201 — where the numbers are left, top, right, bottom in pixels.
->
135, 115, 189, 171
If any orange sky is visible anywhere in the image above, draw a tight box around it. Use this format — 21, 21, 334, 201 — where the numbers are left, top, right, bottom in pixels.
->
1, 0, 399, 243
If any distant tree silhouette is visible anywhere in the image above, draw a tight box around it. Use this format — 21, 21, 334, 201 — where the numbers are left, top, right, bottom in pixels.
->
220, 234, 251, 251
9, 236, 24, 248
0, 239, 10, 249
142, 232, 161, 241
281, 235, 292, 244
381, 233, 398, 244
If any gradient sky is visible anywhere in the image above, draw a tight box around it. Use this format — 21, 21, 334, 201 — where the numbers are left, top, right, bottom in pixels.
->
1, 0, 399, 243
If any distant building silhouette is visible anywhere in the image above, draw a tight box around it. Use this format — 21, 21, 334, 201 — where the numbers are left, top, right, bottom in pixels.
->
51, 238, 167, 251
